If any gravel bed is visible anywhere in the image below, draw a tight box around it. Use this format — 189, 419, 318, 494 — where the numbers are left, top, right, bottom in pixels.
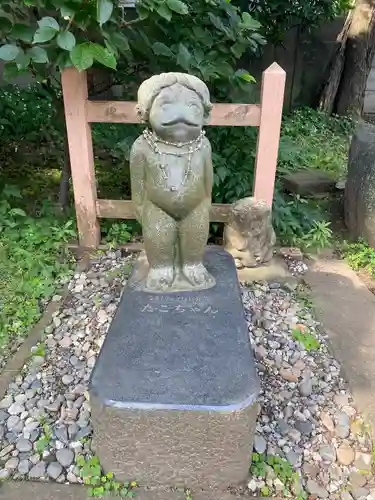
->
0, 250, 373, 500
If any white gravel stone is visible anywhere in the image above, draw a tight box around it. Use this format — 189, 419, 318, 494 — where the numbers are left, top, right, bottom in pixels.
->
18, 459, 31, 475
254, 434, 267, 454
16, 438, 32, 452
56, 448, 74, 468
29, 462, 46, 479
0, 469, 10, 480
1, 254, 373, 497
47, 462, 63, 480
0, 395, 13, 409
5, 457, 19, 470
8, 402, 25, 415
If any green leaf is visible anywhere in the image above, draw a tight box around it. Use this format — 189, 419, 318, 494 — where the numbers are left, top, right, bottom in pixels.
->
11, 24, 34, 43
57, 31, 76, 51
152, 42, 173, 57
105, 31, 130, 54
27, 46, 49, 63
231, 41, 246, 58
235, 69, 256, 83
33, 27, 58, 43
176, 43, 191, 69
97, 0, 113, 26
136, 6, 149, 20
9, 208, 26, 217
156, 3, 172, 21
15, 50, 31, 69
2, 62, 21, 81
241, 12, 261, 30
166, 0, 188, 15
89, 43, 116, 69
60, 5, 75, 18
0, 44, 20, 62
38, 16, 60, 31
56, 50, 72, 69
104, 39, 118, 57
0, 17, 12, 32
70, 43, 93, 71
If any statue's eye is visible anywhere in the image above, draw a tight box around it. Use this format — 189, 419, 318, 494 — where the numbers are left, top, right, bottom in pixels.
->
188, 102, 199, 110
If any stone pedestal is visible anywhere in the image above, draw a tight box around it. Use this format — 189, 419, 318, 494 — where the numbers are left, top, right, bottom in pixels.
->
89, 248, 260, 489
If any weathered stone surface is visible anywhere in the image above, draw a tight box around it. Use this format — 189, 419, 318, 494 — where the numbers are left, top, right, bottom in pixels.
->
0, 481, 251, 499
282, 169, 336, 196
236, 257, 291, 284
337, 445, 354, 466
129, 72, 215, 293
224, 197, 276, 268
90, 248, 259, 488
345, 120, 375, 247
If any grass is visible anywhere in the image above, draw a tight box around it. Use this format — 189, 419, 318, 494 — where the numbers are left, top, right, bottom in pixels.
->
0, 185, 75, 359
338, 239, 375, 279
250, 452, 307, 499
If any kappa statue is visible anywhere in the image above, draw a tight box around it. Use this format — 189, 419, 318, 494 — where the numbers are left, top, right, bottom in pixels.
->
129, 73, 216, 293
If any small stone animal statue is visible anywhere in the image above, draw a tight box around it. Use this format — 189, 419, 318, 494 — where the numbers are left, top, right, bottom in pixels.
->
224, 197, 276, 268
129, 72, 216, 292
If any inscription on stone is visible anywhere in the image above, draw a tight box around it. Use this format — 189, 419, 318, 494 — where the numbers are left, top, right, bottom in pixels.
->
140, 303, 218, 315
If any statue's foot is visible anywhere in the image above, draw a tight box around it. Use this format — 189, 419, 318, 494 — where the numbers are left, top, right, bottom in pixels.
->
182, 263, 215, 288
145, 266, 174, 291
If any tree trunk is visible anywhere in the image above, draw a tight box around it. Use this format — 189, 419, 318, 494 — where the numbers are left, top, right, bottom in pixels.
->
335, 0, 375, 117
318, 13, 352, 114
59, 134, 71, 213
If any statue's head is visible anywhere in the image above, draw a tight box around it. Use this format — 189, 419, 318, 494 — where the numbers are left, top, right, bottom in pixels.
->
137, 72, 212, 143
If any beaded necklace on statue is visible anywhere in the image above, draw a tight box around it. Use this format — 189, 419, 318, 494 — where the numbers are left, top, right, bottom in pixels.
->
143, 128, 205, 192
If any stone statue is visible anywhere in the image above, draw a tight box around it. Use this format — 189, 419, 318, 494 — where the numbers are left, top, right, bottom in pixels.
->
224, 197, 276, 268
129, 73, 216, 292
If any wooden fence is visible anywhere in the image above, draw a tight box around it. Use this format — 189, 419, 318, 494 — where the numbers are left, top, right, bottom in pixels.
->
61, 63, 286, 248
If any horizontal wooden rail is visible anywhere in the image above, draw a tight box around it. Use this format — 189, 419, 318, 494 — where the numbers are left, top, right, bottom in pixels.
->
87, 101, 261, 127
96, 199, 231, 223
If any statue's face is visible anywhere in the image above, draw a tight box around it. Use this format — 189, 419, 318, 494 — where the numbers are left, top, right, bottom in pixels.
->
149, 83, 204, 142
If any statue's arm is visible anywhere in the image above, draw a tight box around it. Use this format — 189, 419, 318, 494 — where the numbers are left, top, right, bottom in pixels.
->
204, 138, 213, 199
130, 138, 146, 224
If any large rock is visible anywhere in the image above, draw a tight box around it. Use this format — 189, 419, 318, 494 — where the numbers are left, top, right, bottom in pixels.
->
345, 120, 375, 246
90, 248, 260, 489
224, 197, 276, 268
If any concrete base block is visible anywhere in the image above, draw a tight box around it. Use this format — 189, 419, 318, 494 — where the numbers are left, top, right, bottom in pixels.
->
89, 248, 259, 489
91, 401, 258, 488
0, 481, 262, 499
237, 257, 292, 283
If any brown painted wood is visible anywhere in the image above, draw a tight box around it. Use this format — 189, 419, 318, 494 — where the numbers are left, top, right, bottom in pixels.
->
61, 68, 100, 247
96, 199, 231, 223
87, 101, 261, 127
253, 63, 286, 207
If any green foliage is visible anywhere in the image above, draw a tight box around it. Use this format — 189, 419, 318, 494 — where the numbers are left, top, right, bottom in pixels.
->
36, 423, 52, 454
206, 108, 352, 246
0, 85, 353, 248
292, 327, 320, 352
76, 455, 137, 497
244, 0, 353, 44
0, 185, 75, 354
277, 108, 354, 178
101, 221, 134, 247
185, 489, 193, 500
251, 453, 307, 499
340, 239, 375, 278
31, 342, 46, 357
301, 221, 333, 250
0, 0, 263, 95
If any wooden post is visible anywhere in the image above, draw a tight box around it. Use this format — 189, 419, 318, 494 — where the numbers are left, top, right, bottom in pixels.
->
61, 68, 100, 248
253, 63, 286, 207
